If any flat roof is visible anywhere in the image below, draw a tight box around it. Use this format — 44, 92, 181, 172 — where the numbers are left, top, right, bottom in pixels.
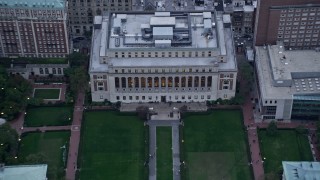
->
255, 45, 320, 99
0, 0, 65, 9
283, 161, 320, 180
107, 12, 222, 49
150, 16, 175, 26
90, 11, 237, 73
0, 164, 47, 180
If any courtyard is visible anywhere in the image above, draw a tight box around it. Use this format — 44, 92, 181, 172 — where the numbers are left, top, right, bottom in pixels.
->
78, 111, 147, 180
24, 106, 73, 127
33, 88, 61, 100
19, 131, 70, 180
182, 110, 252, 180
259, 129, 313, 177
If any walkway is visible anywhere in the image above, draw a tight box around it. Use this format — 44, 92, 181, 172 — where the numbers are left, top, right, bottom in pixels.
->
147, 119, 181, 180
23, 125, 71, 133
8, 90, 85, 180
242, 97, 264, 180
65, 92, 85, 180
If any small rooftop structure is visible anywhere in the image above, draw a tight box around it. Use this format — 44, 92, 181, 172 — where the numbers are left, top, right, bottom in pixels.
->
0, 164, 47, 180
282, 161, 320, 180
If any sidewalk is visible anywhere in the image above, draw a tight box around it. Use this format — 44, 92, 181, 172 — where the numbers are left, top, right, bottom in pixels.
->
65, 92, 85, 180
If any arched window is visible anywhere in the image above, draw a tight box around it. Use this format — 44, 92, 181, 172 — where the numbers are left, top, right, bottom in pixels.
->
121, 77, 126, 88
207, 76, 212, 87
147, 77, 152, 88
154, 77, 159, 88
181, 77, 186, 87
115, 77, 120, 88
168, 77, 173, 87
174, 77, 179, 87
141, 77, 146, 88
134, 77, 139, 88
188, 76, 192, 87
201, 76, 206, 87
161, 77, 166, 87
128, 77, 133, 88
194, 76, 199, 87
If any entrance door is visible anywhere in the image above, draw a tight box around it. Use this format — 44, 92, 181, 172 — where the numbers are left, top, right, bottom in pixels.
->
161, 96, 166, 103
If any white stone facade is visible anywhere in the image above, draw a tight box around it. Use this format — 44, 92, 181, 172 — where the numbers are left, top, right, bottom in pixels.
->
89, 11, 238, 103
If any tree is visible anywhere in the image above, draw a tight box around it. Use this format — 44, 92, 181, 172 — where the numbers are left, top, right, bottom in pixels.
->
67, 52, 87, 67
65, 67, 88, 97
267, 121, 278, 136
136, 106, 149, 121
0, 123, 18, 164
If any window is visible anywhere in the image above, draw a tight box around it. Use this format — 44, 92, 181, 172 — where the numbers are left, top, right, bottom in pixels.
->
45, 68, 49, 74
39, 68, 43, 74
129, 96, 132, 100
123, 96, 126, 100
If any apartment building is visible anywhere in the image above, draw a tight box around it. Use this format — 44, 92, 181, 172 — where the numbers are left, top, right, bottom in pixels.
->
89, 11, 237, 103
254, 0, 320, 49
68, 0, 132, 36
0, 0, 69, 58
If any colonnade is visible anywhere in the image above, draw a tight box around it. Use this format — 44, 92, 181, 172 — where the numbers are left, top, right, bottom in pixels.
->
114, 76, 213, 89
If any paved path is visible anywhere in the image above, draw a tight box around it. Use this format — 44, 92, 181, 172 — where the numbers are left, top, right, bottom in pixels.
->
147, 119, 181, 180
22, 125, 71, 133
172, 125, 181, 180
65, 92, 85, 180
242, 97, 264, 180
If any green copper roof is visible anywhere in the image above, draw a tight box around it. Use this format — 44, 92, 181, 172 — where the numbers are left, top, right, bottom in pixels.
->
0, 164, 47, 180
0, 0, 65, 9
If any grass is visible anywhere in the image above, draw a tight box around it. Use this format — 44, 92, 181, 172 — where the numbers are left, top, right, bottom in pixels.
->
19, 131, 70, 180
25, 106, 73, 127
182, 110, 252, 180
259, 130, 313, 177
78, 111, 147, 180
156, 127, 172, 180
34, 88, 61, 99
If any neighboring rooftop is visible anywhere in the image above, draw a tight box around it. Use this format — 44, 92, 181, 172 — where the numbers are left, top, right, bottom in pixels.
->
255, 44, 320, 99
0, 164, 47, 180
282, 161, 320, 180
0, 0, 65, 9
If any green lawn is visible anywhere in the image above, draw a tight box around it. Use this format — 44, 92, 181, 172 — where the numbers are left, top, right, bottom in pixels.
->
34, 88, 61, 99
24, 106, 73, 127
157, 127, 172, 180
182, 110, 252, 180
78, 111, 147, 180
259, 130, 313, 177
19, 131, 70, 180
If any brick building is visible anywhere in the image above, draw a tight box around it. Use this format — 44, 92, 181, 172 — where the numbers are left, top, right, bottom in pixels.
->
68, 0, 132, 36
0, 0, 69, 58
254, 0, 320, 49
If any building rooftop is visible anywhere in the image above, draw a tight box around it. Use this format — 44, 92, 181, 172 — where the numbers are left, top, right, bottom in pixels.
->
0, 164, 47, 180
106, 12, 220, 50
0, 0, 65, 9
282, 161, 320, 180
90, 11, 237, 73
255, 44, 320, 99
